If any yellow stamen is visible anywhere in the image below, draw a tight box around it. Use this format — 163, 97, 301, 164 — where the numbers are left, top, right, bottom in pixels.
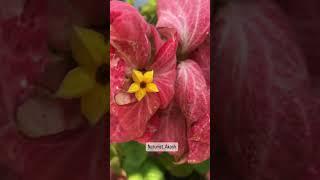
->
127, 69, 159, 101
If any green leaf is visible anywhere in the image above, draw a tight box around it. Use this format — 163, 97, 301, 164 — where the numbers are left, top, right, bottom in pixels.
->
119, 141, 147, 174
157, 153, 193, 177
193, 159, 210, 175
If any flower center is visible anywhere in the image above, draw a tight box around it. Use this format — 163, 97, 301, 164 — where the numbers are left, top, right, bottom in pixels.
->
140, 82, 147, 88
127, 69, 159, 101
96, 64, 109, 85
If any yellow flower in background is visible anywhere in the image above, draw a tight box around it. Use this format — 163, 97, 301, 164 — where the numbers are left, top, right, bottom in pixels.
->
127, 69, 159, 101
56, 26, 109, 125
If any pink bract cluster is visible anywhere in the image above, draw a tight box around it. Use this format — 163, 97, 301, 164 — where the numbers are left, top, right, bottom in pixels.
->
110, 0, 210, 163
214, 0, 320, 179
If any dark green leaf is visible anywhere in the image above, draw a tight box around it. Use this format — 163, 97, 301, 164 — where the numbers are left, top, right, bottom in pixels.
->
193, 159, 210, 175
157, 153, 193, 177
119, 141, 147, 174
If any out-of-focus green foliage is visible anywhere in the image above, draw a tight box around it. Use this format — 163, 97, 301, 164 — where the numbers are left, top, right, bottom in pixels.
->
157, 153, 194, 177
193, 159, 210, 175
119, 141, 148, 174
128, 173, 144, 180
141, 159, 164, 180
127, 0, 136, 5
126, 0, 157, 24
139, 0, 157, 24
110, 141, 210, 179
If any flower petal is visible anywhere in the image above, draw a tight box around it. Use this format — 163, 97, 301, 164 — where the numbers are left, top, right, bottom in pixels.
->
132, 69, 144, 83
110, 46, 127, 99
175, 60, 210, 163
176, 60, 210, 124
56, 67, 95, 98
110, 94, 160, 142
149, 35, 178, 109
135, 114, 161, 143
214, 1, 312, 179
81, 84, 108, 125
127, 82, 140, 93
152, 101, 188, 161
143, 70, 154, 83
110, 1, 151, 68
71, 26, 106, 68
146, 83, 159, 93
190, 38, 210, 86
156, 0, 210, 53
149, 25, 165, 54
135, 88, 146, 101
187, 113, 210, 163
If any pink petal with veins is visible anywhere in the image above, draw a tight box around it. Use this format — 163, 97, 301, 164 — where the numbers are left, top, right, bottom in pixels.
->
150, 34, 178, 109
149, 25, 165, 55
187, 112, 210, 163
152, 101, 188, 160
214, 1, 315, 179
175, 60, 210, 163
110, 1, 150, 68
136, 114, 160, 143
110, 47, 161, 142
110, 93, 160, 142
176, 60, 210, 126
190, 38, 210, 86
157, 0, 210, 54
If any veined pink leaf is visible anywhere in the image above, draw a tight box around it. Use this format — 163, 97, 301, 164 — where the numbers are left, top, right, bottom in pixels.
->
176, 60, 210, 126
149, 34, 178, 109
275, 0, 320, 76
190, 38, 210, 86
149, 25, 165, 55
157, 0, 210, 54
175, 60, 210, 163
136, 114, 160, 143
152, 101, 188, 160
110, 47, 137, 106
110, 1, 150, 68
110, 93, 160, 142
110, 50, 161, 142
187, 112, 210, 163
214, 1, 314, 179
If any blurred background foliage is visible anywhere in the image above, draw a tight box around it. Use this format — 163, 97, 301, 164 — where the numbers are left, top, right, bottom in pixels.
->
110, 142, 210, 180
111, 1, 210, 179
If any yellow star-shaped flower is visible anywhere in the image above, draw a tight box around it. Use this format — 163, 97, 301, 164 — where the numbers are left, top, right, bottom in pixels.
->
56, 26, 109, 125
127, 69, 159, 101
